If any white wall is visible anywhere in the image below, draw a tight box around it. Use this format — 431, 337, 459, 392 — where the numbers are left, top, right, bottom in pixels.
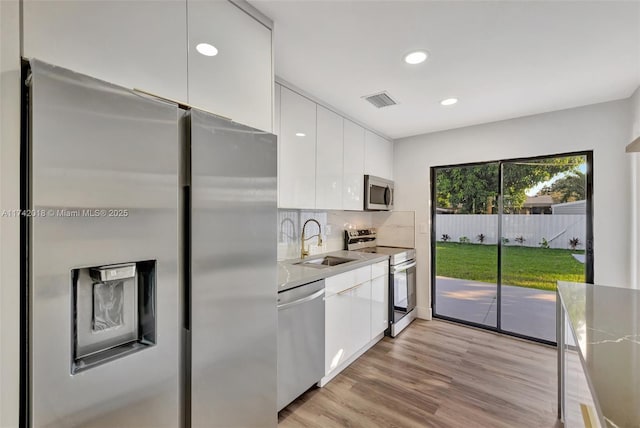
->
1, 0, 22, 426
630, 86, 640, 142
394, 99, 634, 319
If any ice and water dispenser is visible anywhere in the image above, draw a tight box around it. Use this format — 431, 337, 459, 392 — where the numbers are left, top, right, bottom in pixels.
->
71, 260, 157, 373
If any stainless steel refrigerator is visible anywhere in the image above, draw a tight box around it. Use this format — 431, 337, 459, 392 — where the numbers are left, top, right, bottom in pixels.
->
23, 59, 277, 427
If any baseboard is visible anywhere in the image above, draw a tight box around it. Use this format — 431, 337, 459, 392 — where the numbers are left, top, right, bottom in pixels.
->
417, 306, 432, 320
318, 332, 385, 387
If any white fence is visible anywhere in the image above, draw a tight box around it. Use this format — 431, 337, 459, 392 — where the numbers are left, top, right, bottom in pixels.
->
435, 214, 586, 250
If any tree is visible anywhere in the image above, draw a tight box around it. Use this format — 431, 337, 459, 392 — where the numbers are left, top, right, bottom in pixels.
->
537, 171, 585, 203
436, 164, 499, 214
436, 157, 584, 214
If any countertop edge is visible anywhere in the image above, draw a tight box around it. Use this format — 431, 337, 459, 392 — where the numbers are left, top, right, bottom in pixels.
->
278, 250, 390, 292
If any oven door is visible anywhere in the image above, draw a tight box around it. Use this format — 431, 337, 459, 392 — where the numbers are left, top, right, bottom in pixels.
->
365, 175, 393, 211
390, 259, 416, 322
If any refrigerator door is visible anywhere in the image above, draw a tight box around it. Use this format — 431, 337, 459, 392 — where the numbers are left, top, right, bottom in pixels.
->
27, 60, 182, 427
190, 110, 277, 427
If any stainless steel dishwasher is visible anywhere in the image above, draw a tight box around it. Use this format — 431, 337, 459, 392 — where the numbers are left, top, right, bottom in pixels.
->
277, 279, 325, 411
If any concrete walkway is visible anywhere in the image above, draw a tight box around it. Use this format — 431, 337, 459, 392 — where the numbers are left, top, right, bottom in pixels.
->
434, 276, 556, 342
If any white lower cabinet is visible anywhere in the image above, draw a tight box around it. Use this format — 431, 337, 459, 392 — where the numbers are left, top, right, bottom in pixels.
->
351, 281, 372, 352
371, 275, 389, 338
324, 291, 352, 375
323, 261, 388, 384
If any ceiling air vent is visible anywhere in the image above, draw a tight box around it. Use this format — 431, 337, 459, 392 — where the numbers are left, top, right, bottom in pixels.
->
363, 91, 398, 109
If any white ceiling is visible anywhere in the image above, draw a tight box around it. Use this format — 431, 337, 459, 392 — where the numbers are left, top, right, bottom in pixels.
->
251, 0, 640, 139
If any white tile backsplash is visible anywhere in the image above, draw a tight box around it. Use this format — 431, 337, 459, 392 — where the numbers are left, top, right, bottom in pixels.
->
277, 209, 416, 260
373, 211, 416, 248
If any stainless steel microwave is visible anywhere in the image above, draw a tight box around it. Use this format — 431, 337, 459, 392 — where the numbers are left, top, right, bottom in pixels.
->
364, 175, 394, 211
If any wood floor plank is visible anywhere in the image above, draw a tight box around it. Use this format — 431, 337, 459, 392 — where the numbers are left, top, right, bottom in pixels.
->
278, 319, 559, 428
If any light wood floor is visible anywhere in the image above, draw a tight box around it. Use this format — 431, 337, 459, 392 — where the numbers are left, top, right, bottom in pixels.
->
278, 319, 561, 428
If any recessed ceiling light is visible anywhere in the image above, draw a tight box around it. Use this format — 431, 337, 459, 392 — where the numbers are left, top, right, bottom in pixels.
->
196, 43, 218, 57
295, 132, 306, 137
404, 50, 428, 65
440, 98, 458, 106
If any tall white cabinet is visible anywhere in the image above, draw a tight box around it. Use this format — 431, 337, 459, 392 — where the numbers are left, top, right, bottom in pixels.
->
279, 87, 317, 209
23, 0, 272, 132
343, 120, 365, 210
316, 106, 344, 210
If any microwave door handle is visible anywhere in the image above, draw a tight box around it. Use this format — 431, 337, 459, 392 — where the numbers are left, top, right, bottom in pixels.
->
384, 186, 391, 206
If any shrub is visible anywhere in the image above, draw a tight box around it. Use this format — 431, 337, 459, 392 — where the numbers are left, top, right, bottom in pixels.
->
515, 236, 526, 245
477, 233, 486, 244
569, 237, 581, 250
441, 234, 451, 242
539, 238, 550, 249
501, 237, 510, 245
459, 236, 471, 244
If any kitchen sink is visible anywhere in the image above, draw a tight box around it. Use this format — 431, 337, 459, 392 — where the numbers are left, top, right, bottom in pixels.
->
295, 256, 356, 268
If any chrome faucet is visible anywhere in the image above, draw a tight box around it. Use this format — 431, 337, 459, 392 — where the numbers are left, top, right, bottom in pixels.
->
300, 218, 323, 259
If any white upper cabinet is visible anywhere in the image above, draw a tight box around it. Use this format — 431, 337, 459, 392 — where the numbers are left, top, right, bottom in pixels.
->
316, 106, 344, 210
23, 0, 188, 102
343, 120, 365, 210
364, 130, 394, 180
187, 0, 272, 132
277, 84, 392, 210
23, 1, 273, 132
279, 87, 316, 209
274, 84, 281, 137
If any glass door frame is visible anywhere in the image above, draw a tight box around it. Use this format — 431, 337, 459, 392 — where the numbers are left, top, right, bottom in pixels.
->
430, 150, 593, 346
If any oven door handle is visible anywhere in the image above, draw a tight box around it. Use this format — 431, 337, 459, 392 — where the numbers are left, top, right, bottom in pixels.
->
277, 289, 325, 310
391, 260, 416, 274
384, 186, 391, 206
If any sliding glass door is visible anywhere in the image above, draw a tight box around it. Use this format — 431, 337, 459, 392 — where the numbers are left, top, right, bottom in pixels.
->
433, 162, 499, 329
432, 152, 592, 344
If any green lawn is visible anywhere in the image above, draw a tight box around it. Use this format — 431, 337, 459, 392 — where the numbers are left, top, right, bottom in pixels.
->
435, 242, 585, 291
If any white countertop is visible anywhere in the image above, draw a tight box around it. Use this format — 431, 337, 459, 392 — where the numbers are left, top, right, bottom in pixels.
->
558, 281, 640, 428
278, 250, 389, 293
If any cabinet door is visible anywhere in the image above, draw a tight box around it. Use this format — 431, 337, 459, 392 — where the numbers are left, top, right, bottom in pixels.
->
274, 84, 281, 138
279, 87, 317, 209
188, 0, 272, 132
23, 0, 188, 102
325, 292, 352, 375
343, 120, 365, 210
364, 130, 394, 180
351, 281, 372, 353
371, 275, 389, 338
315, 106, 343, 210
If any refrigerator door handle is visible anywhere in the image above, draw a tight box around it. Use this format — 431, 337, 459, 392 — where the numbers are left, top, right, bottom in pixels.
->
277, 289, 325, 310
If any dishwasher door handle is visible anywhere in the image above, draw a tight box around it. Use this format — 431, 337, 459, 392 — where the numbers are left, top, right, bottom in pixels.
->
277, 289, 325, 310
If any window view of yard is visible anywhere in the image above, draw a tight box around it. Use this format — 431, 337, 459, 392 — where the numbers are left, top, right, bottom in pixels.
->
436, 242, 585, 291
432, 153, 589, 343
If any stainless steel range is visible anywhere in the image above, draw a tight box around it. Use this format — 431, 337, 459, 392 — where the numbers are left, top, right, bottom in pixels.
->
345, 229, 417, 337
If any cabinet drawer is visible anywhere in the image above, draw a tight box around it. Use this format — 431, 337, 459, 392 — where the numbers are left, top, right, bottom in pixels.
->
354, 265, 371, 285
326, 265, 371, 296
371, 261, 388, 279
